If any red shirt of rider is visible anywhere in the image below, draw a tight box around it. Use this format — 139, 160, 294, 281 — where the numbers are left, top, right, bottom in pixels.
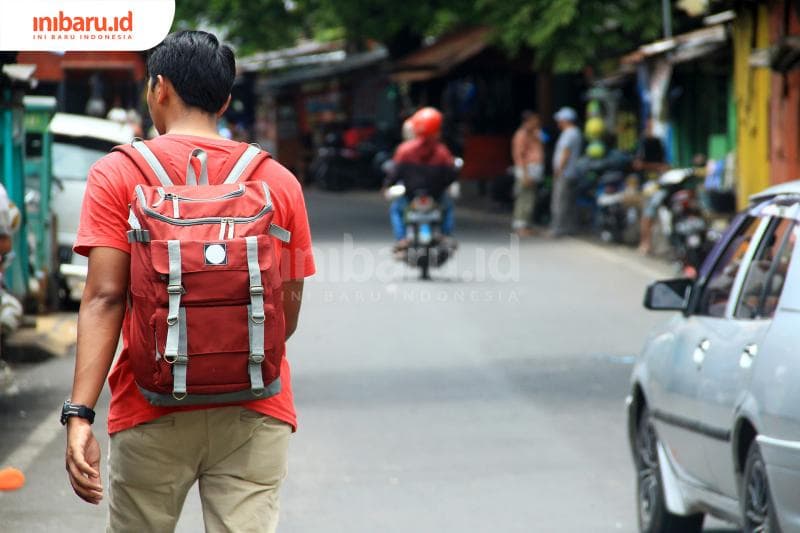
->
390, 137, 456, 200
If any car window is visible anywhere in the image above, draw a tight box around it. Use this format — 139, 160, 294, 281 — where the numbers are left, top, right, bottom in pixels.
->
695, 216, 760, 318
52, 142, 107, 181
735, 218, 796, 319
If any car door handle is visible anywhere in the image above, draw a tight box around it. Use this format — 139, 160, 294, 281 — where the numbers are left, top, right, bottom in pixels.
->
693, 338, 711, 368
740, 344, 758, 369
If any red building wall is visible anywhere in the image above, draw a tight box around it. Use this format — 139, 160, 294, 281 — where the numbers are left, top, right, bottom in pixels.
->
16, 51, 146, 81
769, 0, 800, 184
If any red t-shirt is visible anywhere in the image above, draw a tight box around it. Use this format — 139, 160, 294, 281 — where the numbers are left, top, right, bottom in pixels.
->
74, 134, 315, 435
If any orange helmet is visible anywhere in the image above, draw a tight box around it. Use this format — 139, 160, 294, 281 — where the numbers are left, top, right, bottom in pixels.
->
411, 107, 443, 139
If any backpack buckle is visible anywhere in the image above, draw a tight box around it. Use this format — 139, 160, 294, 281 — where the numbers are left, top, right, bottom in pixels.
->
167, 284, 184, 295
249, 285, 264, 296
249, 353, 265, 364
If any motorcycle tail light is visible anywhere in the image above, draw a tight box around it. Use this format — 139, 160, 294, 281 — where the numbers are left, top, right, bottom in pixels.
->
412, 196, 434, 210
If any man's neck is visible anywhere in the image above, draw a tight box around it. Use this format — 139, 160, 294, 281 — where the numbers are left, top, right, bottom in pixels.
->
163, 111, 225, 140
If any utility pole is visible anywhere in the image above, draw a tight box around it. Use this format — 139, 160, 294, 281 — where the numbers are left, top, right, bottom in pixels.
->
662, 0, 673, 38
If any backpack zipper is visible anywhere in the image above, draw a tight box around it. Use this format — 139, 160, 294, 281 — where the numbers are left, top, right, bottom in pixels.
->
153, 184, 246, 207
218, 218, 237, 240
136, 185, 272, 227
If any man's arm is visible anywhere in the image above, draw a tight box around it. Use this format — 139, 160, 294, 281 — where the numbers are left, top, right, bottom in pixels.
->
65, 247, 129, 505
282, 279, 304, 341
511, 130, 524, 168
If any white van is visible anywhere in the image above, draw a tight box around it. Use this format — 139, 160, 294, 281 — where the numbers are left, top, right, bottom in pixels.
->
49, 113, 133, 302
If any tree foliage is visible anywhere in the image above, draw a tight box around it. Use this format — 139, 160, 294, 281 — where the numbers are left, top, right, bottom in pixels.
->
173, 0, 685, 70
173, 0, 303, 54
478, 0, 668, 72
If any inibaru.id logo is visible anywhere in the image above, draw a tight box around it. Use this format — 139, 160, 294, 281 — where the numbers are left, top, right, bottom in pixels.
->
32, 10, 134, 40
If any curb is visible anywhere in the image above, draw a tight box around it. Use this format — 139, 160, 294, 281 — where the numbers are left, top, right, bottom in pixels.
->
3, 313, 77, 363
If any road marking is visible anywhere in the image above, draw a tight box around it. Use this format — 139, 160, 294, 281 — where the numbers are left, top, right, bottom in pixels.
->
571, 238, 672, 280
0, 407, 62, 498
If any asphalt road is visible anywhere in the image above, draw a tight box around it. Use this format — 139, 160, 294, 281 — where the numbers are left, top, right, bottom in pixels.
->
0, 189, 736, 532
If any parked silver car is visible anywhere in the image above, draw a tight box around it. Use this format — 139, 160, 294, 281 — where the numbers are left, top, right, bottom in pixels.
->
628, 181, 800, 532
49, 113, 133, 302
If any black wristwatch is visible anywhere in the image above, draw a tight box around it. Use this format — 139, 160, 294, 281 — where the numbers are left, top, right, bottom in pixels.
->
60, 400, 96, 426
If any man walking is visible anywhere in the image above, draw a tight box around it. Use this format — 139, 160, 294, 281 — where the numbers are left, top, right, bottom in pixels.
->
549, 107, 582, 237
63, 31, 315, 532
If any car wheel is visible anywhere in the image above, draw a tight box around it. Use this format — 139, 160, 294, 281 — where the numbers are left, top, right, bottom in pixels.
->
741, 441, 781, 533
635, 407, 704, 533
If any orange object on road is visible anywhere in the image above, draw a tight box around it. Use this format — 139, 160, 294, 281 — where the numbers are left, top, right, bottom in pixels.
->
0, 467, 25, 491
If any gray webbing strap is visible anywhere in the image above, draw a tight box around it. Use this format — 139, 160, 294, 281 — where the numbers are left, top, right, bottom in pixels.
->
164, 241, 184, 383
172, 308, 188, 399
223, 145, 261, 184
268, 223, 291, 243
126, 229, 151, 243
128, 208, 142, 230
186, 148, 209, 186
131, 140, 174, 187
245, 236, 266, 395
261, 182, 273, 211
248, 308, 266, 395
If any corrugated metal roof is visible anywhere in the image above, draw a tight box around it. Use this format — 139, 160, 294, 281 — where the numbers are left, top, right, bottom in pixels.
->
621, 24, 729, 66
260, 48, 388, 90
391, 27, 493, 83
238, 41, 345, 73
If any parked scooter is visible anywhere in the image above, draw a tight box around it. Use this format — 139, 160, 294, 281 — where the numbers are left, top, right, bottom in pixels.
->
652, 167, 711, 276
595, 171, 642, 244
574, 149, 634, 227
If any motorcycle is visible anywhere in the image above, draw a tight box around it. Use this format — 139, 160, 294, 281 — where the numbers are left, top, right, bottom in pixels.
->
595, 171, 642, 244
385, 159, 462, 280
574, 149, 634, 228
653, 167, 713, 277
310, 126, 393, 191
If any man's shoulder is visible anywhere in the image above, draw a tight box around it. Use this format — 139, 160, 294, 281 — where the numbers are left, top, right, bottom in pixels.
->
254, 156, 301, 192
87, 149, 140, 189
434, 142, 453, 158
394, 139, 419, 160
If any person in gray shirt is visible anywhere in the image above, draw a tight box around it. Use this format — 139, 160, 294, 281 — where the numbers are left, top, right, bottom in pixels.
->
549, 107, 583, 237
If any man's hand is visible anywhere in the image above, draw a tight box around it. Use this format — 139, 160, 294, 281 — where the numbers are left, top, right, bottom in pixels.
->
65, 418, 103, 504
65, 246, 128, 504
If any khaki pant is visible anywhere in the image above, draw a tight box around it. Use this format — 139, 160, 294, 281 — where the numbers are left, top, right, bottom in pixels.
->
512, 185, 536, 230
108, 407, 291, 533
512, 164, 542, 230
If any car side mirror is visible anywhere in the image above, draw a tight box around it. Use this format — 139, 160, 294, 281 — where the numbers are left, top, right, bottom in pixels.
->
644, 278, 693, 312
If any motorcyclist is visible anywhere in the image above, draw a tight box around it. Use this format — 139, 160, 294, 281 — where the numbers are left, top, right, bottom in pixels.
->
385, 107, 457, 250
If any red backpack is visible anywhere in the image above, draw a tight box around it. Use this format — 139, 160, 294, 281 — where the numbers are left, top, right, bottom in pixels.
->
114, 139, 290, 406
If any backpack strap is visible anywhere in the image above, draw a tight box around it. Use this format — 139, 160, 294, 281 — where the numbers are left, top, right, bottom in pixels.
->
112, 138, 175, 187
185, 148, 209, 186
245, 235, 266, 396
163, 240, 188, 400
223, 144, 269, 184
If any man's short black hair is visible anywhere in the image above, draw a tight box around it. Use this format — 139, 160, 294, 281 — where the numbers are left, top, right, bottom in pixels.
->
146, 30, 235, 114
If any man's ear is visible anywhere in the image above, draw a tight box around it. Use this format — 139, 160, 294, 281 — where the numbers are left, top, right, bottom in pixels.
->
216, 94, 232, 118
155, 75, 169, 105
